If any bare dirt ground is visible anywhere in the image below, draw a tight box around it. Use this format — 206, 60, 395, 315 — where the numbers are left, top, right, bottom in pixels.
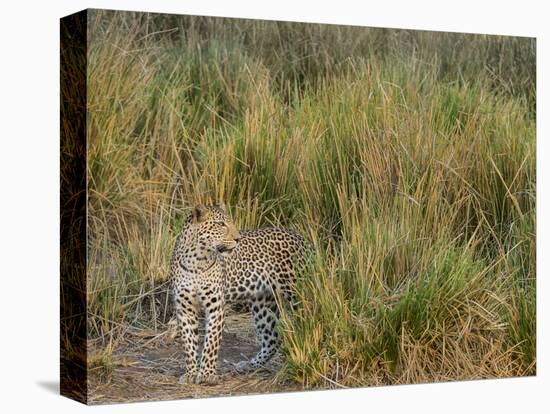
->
88, 312, 303, 404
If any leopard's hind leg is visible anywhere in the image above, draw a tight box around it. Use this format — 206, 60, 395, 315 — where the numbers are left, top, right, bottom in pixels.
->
235, 294, 280, 372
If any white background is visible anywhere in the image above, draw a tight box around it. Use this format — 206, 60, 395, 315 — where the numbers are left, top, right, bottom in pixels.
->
0, 0, 547, 412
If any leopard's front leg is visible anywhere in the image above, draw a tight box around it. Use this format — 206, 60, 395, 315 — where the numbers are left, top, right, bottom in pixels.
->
196, 285, 225, 385
174, 288, 200, 384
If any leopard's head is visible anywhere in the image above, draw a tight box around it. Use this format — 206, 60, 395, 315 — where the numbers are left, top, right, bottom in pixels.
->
190, 203, 240, 255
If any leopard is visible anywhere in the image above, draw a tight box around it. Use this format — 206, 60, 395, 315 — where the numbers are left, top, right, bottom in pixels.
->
168, 203, 310, 385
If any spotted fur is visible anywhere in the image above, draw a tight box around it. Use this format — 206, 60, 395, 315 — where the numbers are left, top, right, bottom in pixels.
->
169, 204, 310, 385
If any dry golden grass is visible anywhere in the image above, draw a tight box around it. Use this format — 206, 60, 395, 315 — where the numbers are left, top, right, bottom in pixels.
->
83, 9, 536, 399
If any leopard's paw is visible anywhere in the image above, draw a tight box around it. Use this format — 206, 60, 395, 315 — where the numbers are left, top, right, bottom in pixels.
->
178, 371, 197, 385
196, 371, 220, 385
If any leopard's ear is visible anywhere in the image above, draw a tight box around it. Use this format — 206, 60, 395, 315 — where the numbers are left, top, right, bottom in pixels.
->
217, 202, 227, 213
192, 204, 208, 223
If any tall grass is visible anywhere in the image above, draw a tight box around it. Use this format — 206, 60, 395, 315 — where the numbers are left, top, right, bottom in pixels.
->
86, 10, 535, 385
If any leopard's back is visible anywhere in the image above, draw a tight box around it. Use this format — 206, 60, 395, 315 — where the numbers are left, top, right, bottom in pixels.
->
224, 227, 311, 303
